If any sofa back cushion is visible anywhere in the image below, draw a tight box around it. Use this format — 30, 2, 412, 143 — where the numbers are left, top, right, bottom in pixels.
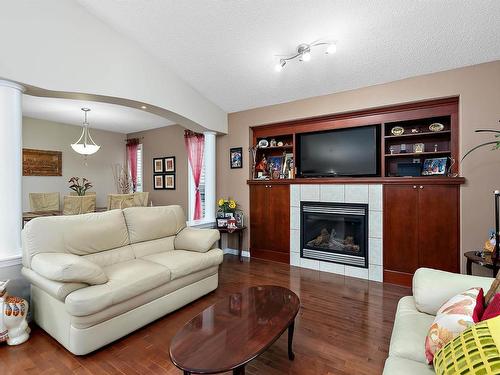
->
83, 245, 135, 268
22, 210, 130, 268
123, 205, 186, 244
131, 237, 175, 258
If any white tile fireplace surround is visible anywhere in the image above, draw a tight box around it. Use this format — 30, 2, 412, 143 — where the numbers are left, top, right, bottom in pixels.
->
290, 184, 383, 282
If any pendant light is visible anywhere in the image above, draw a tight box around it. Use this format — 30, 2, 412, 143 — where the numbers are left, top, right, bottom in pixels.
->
71, 108, 100, 155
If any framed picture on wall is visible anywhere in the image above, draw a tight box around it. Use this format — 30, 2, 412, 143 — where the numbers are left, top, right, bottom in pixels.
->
165, 174, 176, 190
230, 147, 243, 169
153, 174, 164, 189
153, 158, 164, 173
164, 156, 176, 172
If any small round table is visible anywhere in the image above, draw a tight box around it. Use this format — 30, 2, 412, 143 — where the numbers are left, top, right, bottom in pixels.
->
464, 251, 500, 277
216, 226, 247, 262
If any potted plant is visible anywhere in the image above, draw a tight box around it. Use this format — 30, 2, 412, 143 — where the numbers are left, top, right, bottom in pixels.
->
68, 177, 93, 196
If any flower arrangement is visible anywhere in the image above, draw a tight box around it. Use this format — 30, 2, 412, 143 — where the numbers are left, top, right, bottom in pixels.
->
218, 198, 237, 213
68, 177, 93, 196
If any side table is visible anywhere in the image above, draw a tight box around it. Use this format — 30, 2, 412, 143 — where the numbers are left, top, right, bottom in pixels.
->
216, 226, 247, 262
464, 251, 500, 277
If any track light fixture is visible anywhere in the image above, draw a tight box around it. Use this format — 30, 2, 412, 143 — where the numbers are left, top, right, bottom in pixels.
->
274, 40, 337, 71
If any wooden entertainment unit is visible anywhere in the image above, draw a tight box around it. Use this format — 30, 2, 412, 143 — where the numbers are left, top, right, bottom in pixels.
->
247, 97, 464, 286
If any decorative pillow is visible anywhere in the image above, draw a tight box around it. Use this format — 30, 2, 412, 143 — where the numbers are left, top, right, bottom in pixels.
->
425, 287, 484, 364
483, 293, 500, 321
433, 315, 500, 374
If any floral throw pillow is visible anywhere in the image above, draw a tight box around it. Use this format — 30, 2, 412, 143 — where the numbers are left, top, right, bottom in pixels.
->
424, 287, 484, 364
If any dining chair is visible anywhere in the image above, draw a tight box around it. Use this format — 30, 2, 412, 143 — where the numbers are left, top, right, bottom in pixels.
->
63, 195, 96, 215
133, 192, 149, 207
107, 194, 135, 210
29, 192, 60, 212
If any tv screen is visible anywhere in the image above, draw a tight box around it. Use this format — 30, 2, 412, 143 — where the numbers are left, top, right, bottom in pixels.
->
297, 125, 380, 177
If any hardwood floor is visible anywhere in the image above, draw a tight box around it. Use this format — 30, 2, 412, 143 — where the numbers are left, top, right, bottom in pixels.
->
0, 255, 410, 375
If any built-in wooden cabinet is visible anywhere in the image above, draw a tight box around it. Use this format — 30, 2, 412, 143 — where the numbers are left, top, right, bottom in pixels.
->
383, 183, 460, 286
249, 184, 290, 263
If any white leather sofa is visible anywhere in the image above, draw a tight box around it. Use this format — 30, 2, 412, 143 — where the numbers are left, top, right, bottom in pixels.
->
383, 268, 494, 374
21, 205, 223, 355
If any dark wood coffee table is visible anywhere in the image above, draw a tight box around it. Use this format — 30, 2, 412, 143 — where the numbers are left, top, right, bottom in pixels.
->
169, 285, 300, 374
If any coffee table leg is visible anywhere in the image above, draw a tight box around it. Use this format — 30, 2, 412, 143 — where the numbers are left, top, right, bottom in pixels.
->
183, 372, 191, 375
233, 365, 245, 374
288, 320, 295, 360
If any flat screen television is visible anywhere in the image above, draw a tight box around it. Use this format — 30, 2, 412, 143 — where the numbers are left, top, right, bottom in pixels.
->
296, 125, 380, 177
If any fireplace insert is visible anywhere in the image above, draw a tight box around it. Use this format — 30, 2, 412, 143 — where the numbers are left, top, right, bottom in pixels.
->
300, 201, 368, 268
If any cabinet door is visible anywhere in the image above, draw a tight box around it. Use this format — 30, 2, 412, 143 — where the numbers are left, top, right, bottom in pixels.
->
383, 185, 419, 283
265, 185, 290, 254
418, 185, 459, 273
249, 185, 269, 251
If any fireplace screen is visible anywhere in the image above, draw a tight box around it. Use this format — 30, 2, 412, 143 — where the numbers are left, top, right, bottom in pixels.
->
301, 202, 368, 268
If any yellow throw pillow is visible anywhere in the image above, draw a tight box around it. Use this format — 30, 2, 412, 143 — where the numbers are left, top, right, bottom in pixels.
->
434, 315, 500, 374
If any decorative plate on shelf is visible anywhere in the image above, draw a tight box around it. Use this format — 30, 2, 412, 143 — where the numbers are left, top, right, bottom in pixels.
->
429, 123, 445, 132
257, 139, 269, 148
391, 126, 405, 136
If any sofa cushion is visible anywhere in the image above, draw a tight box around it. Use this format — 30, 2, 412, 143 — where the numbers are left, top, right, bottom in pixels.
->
174, 228, 220, 253
131, 236, 175, 258
413, 268, 493, 315
388, 296, 435, 364
71, 266, 219, 329
383, 356, 434, 375
143, 249, 223, 280
65, 259, 171, 316
123, 206, 186, 244
83, 245, 135, 268
31, 253, 107, 285
22, 210, 130, 267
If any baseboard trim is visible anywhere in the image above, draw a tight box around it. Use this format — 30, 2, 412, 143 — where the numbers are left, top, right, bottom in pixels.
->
0, 253, 22, 268
223, 248, 250, 258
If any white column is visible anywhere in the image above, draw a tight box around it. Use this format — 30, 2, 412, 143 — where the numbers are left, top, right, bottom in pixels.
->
203, 131, 216, 222
0, 80, 24, 261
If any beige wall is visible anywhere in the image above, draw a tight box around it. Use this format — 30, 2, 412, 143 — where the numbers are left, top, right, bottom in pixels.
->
217, 60, 500, 273
22, 117, 125, 210
128, 125, 188, 213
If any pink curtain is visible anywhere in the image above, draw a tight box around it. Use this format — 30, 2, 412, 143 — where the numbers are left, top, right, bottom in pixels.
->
127, 138, 140, 192
184, 130, 205, 220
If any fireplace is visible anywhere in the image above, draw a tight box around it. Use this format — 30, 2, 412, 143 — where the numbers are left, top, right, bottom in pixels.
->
300, 201, 368, 268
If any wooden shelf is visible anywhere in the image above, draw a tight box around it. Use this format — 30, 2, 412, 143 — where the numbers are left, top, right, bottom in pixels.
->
256, 145, 293, 150
384, 130, 451, 139
247, 176, 465, 185
384, 151, 451, 158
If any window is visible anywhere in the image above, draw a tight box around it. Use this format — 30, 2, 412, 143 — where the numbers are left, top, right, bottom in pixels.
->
187, 132, 215, 224
135, 144, 143, 192
188, 159, 206, 219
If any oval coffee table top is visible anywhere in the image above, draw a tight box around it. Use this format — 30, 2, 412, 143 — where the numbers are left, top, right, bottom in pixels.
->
169, 285, 300, 374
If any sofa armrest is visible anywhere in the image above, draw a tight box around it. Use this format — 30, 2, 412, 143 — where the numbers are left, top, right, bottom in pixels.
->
31, 253, 108, 285
21, 267, 87, 301
174, 227, 220, 253
413, 267, 493, 315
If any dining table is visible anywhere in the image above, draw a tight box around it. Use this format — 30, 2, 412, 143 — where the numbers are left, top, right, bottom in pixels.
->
22, 207, 107, 227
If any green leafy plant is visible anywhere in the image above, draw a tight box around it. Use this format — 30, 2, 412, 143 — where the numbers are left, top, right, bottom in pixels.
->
462, 121, 500, 162
68, 177, 92, 196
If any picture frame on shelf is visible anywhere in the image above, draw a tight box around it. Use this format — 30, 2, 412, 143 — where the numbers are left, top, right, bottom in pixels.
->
153, 158, 164, 173
422, 157, 448, 176
217, 218, 228, 228
268, 155, 283, 179
234, 211, 244, 227
164, 174, 176, 190
164, 156, 176, 173
153, 174, 164, 189
230, 147, 243, 169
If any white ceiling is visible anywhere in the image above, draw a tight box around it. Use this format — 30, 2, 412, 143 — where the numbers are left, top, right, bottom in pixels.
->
23, 95, 174, 134
77, 0, 500, 113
